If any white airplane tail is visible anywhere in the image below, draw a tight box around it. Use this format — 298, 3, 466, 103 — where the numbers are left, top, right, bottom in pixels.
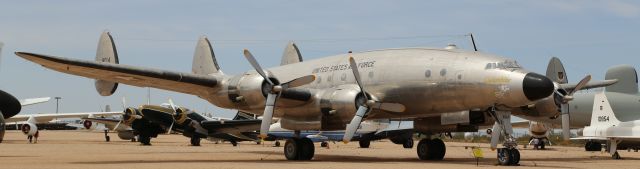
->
192, 36, 223, 75
590, 92, 621, 126
94, 31, 120, 96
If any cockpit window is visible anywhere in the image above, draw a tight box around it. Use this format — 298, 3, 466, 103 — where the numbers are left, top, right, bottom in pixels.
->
485, 60, 521, 70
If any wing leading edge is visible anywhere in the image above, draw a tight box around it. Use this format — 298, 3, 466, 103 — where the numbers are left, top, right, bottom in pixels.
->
15, 52, 219, 96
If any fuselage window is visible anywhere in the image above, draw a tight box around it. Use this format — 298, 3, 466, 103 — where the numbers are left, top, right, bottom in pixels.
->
440, 69, 447, 76
425, 69, 431, 78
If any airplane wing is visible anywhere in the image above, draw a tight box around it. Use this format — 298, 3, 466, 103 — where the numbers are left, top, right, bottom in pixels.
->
15, 52, 219, 96
560, 79, 618, 91
201, 119, 261, 135
19, 97, 51, 106
82, 117, 131, 131
6, 112, 122, 123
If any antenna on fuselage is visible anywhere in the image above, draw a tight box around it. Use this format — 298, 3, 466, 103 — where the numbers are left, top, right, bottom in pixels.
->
469, 33, 478, 51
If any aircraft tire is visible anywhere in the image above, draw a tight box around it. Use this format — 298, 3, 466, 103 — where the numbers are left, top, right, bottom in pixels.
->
284, 139, 300, 160
298, 138, 314, 160
105, 136, 110, 142
320, 141, 328, 147
139, 135, 151, 146
275, 140, 281, 147
231, 140, 238, 147
430, 138, 446, 160
359, 140, 371, 148
417, 139, 432, 160
497, 148, 512, 165
510, 148, 520, 165
403, 138, 414, 149
190, 136, 201, 146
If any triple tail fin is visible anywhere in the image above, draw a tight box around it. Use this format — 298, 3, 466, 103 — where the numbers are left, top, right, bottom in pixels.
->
94, 31, 119, 96
546, 57, 568, 84
192, 36, 223, 75
280, 42, 303, 65
590, 92, 621, 126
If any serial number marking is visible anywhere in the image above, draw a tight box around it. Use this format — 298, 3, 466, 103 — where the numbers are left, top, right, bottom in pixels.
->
311, 61, 376, 74
598, 116, 610, 122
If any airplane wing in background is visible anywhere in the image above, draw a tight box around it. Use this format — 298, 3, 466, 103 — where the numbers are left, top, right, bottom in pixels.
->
560, 79, 618, 92
15, 52, 219, 96
201, 119, 262, 135
82, 117, 131, 131
19, 97, 51, 106
6, 112, 122, 123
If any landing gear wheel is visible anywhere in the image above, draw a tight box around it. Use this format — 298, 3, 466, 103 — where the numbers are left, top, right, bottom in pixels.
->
403, 138, 414, 149
585, 141, 602, 151
298, 138, 315, 160
283, 138, 315, 160
190, 136, 201, 146
105, 136, 110, 142
486, 128, 492, 135
321, 141, 328, 147
497, 148, 520, 165
359, 140, 371, 148
139, 135, 151, 146
417, 139, 432, 160
275, 140, 281, 147
430, 138, 446, 160
231, 140, 238, 147
613, 151, 621, 159
284, 139, 300, 160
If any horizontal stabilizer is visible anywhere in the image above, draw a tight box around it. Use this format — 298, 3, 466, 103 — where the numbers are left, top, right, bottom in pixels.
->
19, 97, 51, 106
15, 52, 219, 96
559, 79, 618, 92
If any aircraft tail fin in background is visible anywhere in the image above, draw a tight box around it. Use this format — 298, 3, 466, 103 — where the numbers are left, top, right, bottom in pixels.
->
280, 42, 303, 66
605, 65, 638, 94
94, 31, 120, 96
590, 92, 621, 126
545, 57, 568, 84
192, 36, 223, 75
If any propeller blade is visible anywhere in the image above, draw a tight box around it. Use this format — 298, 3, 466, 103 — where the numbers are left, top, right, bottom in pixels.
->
561, 103, 571, 140
372, 102, 406, 112
567, 75, 592, 96
167, 122, 174, 134
113, 119, 122, 131
348, 57, 368, 101
282, 75, 316, 88
259, 93, 278, 138
121, 97, 127, 110
168, 99, 177, 112
243, 49, 274, 85
343, 106, 369, 143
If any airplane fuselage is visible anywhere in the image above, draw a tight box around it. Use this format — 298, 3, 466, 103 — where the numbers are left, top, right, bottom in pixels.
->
203, 48, 550, 130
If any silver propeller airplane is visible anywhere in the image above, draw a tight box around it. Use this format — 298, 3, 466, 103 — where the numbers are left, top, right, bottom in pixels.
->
16, 32, 560, 165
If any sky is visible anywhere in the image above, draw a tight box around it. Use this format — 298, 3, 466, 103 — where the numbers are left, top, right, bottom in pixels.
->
1, 0, 639, 118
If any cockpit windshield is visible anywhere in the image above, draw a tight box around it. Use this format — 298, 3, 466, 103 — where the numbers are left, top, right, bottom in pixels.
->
485, 60, 521, 70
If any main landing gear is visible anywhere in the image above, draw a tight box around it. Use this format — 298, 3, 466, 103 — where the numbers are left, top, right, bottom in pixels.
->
416, 138, 446, 160
284, 137, 315, 160
488, 109, 520, 166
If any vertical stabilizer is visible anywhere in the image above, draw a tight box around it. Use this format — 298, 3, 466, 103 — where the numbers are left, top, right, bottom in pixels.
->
605, 65, 638, 94
280, 42, 303, 65
546, 57, 568, 84
95, 31, 119, 96
590, 92, 621, 126
192, 36, 222, 75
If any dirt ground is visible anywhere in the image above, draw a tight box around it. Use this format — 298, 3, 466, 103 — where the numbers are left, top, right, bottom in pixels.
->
1, 130, 639, 169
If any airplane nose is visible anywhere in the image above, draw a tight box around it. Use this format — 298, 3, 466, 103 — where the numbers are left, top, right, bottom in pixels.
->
522, 72, 554, 101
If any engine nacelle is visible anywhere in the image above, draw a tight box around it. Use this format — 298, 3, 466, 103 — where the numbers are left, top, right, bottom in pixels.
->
21, 123, 38, 136
117, 131, 136, 140
414, 111, 493, 133
317, 84, 364, 130
123, 107, 142, 125
82, 120, 95, 129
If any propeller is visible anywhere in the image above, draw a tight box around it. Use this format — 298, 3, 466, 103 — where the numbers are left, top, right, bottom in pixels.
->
113, 97, 128, 131
558, 75, 591, 140
342, 57, 405, 143
243, 49, 316, 139
166, 99, 177, 134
